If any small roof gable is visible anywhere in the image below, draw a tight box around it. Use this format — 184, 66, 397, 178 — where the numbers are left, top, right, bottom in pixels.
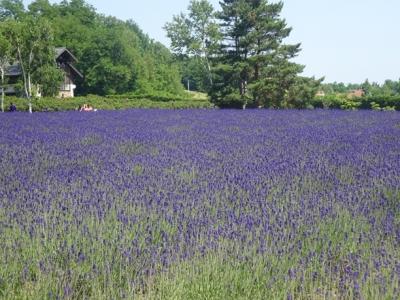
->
5, 48, 82, 78
55, 47, 78, 63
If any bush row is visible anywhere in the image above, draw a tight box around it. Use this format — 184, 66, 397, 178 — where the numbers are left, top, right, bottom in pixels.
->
106, 91, 194, 102
311, 95, 400, 110
2, 94, 399, 112
1, 94, 212, 112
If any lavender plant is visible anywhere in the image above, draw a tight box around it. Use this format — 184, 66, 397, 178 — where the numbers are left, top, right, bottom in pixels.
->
0, 110, 399, 299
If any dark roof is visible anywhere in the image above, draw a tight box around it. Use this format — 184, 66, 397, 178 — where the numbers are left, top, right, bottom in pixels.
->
5, 48, 82, 77
67, 62, 83, 78
5, 64, 21, 76
55, 47, 78, 63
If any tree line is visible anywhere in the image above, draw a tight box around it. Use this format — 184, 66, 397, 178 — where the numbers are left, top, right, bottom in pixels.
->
1, 0, 398, 111
0, 0, 185, 111
165, 0, 323, 109
320, 80, 400, 97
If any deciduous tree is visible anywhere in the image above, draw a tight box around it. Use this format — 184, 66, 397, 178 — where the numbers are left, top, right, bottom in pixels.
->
4, 17, 61, 112
0, 24, 12, 112
0, 0, 24, 20
165, 0, 221, 90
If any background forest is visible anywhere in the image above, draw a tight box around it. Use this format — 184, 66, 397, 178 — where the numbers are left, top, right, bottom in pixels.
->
0, 0, 399, 111
0, 0, 184, 97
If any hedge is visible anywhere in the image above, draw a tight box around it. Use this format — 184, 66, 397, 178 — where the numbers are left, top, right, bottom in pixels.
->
1, 94, 212, 112
311, 95, 400, 110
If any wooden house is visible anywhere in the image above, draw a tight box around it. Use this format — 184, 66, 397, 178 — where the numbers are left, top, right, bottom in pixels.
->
2, 47, 82, 98
55, 47, 83, 98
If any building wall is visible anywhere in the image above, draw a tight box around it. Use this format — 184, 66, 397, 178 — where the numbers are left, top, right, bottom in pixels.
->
59, 90, 74, 98
58, 71, 76, 98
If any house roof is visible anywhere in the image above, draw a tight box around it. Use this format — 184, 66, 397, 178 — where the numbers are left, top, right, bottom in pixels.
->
67, 62, 83, 78
5, 47, 82, 77
5, 64, 21, 76
55, 47, 79, 63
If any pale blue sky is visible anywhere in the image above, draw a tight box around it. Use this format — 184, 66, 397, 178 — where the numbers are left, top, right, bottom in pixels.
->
23, 0, 400, 84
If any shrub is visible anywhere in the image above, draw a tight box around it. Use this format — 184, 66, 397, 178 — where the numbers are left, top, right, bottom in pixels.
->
360, 95, 400, 110
311, 95, 400, 111
370, 102, 381, 111
1, 93, 212, 112
340, 99, 361, 110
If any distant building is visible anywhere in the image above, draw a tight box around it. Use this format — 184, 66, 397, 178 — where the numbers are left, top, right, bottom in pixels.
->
55, 48, 83, 98
315, 90, 326, 97
2, 47, 83, 98
347, 89, 365, 98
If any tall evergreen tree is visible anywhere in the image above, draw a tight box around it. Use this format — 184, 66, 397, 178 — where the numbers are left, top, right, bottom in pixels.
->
211, 0, 304, 108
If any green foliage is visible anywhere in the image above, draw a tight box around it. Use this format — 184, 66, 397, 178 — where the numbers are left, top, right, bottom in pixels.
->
370, 101, 381, 111
2, 93, 212, 112
382, 106, 396, 111
0, 0, 24, 20
284, 76, 324, 109
0, 21, 12, 112
209, 0, 305, 108
178, 56, 211, 92
48, 2, 184, 96
340, 99, 361, 110
311, 95, 400, 111
320, 82, 362, 95
0, 0, 185, 98
34, 64, 64, 97
85, 58, 132, 95
321, 79, 400, 98
165, 0, 221, 92
2, 15, 62, 101
360, 95, 400, 110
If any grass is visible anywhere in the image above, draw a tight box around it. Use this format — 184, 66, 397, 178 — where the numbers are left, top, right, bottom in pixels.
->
1, 201, 397, 299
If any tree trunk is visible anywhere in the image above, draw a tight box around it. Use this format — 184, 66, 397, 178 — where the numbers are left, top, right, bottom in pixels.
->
240, 79, 248, 96
17, 47, 29, 99
28, 73, 32, 97
1, 89, 4, 113
16, 46, 33, 113
254, 60, 260, 107
1, 68, 4, 113
205, 56, 213, 86
27, 73, 32, 113
241, 79, 248, 110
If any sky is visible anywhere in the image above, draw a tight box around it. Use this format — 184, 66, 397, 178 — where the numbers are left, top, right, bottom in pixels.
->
23, 0, 400, 84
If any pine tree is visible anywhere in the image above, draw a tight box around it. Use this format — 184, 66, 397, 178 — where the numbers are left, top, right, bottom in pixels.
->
211, 0, 304, 108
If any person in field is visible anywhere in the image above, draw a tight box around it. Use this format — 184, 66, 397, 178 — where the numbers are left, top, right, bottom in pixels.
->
80, 104, 97, 112
8, 103, 17, 112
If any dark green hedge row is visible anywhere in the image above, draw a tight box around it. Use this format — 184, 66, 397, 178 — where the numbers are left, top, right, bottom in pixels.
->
359, 96, 400, 110
2, 95, 212, 112
106, 91, 193, 103
3, 94, 399, 112
311, 95, 400, 110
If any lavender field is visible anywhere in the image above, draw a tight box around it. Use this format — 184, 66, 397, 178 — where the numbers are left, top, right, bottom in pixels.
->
0, 110, 399, 299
